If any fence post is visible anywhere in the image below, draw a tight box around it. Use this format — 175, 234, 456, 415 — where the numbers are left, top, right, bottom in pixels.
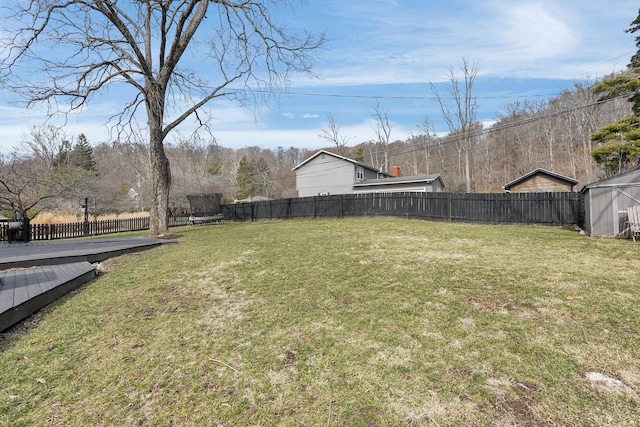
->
405, 192, 409, 218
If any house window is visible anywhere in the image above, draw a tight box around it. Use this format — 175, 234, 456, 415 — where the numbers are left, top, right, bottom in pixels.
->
356, 166, 364, 182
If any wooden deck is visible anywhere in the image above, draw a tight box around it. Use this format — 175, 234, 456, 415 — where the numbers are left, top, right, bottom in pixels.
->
0, 237, 175, 331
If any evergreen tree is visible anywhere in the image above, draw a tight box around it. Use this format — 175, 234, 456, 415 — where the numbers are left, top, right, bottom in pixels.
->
69, 134, 97, 174
235, 156, 272, 199
591, 9, 640, 174
236, 157, 255, 199
591, 116, 640, 175
353, 146, 365, 163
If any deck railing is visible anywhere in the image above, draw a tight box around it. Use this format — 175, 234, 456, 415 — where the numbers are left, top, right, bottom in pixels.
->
1, 215, 191, 241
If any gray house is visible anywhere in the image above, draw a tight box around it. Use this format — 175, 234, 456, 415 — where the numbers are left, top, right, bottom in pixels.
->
293, 150, 445, 197
293, 150, 392, 197
582, 169, 640, 237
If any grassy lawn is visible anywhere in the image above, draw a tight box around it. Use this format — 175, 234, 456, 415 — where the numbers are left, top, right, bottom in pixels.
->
1, 217, 639, 426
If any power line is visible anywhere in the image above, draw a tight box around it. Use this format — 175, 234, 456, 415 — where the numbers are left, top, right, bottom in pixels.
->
373, 94, 630, 162
263, 93, 631, 185
278, 90, 553, 102
257, 52, 636, 103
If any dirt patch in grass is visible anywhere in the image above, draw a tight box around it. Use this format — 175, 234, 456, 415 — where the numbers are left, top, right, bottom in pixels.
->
466, 296, 540, 317
493, 381, 552, 427
95, 252, 145, 273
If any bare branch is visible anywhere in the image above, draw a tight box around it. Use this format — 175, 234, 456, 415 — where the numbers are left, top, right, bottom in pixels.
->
0, 0, 324, 235
372, 101, 393, 172
319, 113, 351, 156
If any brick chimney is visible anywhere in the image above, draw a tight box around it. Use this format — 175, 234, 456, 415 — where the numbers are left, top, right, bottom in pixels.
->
392, 166, 401, 178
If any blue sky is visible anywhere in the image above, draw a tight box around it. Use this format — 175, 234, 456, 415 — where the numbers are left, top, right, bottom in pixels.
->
0, 0, 637, 154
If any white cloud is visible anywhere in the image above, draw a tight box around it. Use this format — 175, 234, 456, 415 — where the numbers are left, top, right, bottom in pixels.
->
493, 3, 579, 59
0, 0, 634, 154
280, 112, 321, 120
296, 0, 629, 86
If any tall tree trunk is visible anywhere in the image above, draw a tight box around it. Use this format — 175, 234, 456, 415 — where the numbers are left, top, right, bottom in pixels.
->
149, 132, 171, 237
424, 141, 430, 174
464, 142, 471, 192
147, 85, 171, 237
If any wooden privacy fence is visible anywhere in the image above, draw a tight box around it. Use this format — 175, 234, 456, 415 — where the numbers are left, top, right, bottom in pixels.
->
0, 192, 584, 241
221, 192, 584, 227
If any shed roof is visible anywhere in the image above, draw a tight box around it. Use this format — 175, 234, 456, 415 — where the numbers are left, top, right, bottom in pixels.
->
503, 168, 578, 190
292, 149, 393, 176
581, 168, 640, 191
353, 174, 444, 188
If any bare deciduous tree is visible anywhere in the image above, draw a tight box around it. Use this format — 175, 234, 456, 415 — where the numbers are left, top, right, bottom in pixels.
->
414, 117, 440, 175
0, 1, 324, 236
430, 58, 479, 192
167, 132, 223, 202
0, 127, 94, 218
372, 101, 393, 173
319, 113, 351, 156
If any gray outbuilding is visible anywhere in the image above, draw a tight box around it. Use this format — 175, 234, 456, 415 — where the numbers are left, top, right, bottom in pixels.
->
582, 168, 640, 237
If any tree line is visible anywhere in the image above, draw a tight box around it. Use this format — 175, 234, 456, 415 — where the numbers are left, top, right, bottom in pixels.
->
331, 76, 633, 193
0, 70, 634, 221
2, 2, 640, 232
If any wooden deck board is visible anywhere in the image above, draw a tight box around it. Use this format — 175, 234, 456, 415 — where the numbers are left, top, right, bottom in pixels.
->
0, 262, 96, 332
12, 270, 29, 307
0, 237, 175, 332
34, 268, 56, 293
25, 270, 47, 299
0, 272, 14, 313
0, 237, 172, 270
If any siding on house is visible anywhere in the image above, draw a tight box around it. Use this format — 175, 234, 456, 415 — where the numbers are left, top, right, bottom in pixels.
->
293, 150, 386, 197
504, 169, 578, 193
293, 150, 446, 197
508, 175, 574, 193
353, 174, 445, 193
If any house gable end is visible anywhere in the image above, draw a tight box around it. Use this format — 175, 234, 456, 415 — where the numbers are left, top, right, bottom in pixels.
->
504, 169, 578, 192
293, 149, 391, 176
